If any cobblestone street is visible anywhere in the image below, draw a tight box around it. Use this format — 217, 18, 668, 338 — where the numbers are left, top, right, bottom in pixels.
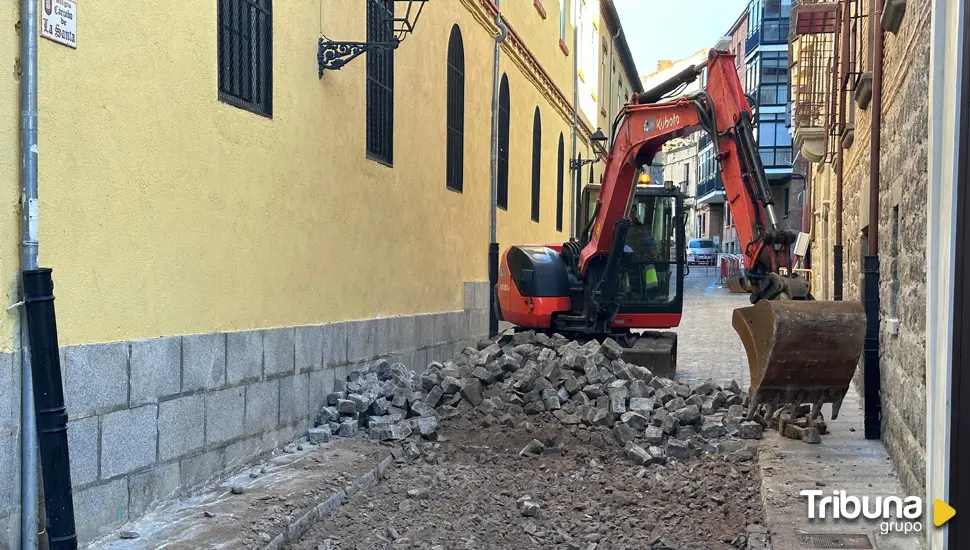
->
672, 268, 751, 389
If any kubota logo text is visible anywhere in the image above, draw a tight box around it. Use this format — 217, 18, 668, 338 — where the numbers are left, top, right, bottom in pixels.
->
644, 114, 680, 135
655, 113, 680, 132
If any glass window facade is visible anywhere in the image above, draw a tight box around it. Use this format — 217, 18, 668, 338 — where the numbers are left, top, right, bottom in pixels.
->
746, 0, 790, 49
744, 51, 788, 106
697, 145, 723, 197
744, 0, 793, 174
759, 51, 788, 105
757, 112, 793, 167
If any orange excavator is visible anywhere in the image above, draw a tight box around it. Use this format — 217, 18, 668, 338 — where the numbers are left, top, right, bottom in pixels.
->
496, 49, 865, 420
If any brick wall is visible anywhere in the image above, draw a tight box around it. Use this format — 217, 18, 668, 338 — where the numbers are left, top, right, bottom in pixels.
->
0, 282, 490, 547
837, 0, 930, 499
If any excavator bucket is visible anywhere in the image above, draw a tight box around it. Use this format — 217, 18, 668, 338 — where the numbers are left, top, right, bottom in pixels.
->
732, 300, 866, 421
725, 272, 752, 294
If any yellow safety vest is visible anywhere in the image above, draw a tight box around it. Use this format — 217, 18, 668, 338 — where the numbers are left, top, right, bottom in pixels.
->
644, 263, 658, 289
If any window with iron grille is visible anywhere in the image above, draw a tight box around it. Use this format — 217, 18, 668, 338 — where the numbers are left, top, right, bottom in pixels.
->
446, 25, 465, 193
218, 0, 273, 117
556, 134, 565, 232
497, 75, 510, 210
366, 0, 395, 165
531, 108, 542, 223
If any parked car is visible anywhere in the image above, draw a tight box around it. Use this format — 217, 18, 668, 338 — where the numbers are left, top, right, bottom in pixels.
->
687, 239, 717, 265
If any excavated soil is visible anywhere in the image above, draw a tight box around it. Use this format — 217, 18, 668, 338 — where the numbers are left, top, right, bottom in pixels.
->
291, 417, 765, 550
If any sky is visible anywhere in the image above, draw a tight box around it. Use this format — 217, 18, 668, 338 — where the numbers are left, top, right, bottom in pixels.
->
613, 0, 751, 78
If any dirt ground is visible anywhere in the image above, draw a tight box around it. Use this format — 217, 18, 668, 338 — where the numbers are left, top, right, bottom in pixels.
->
292, 416, 764, 550
92, 438, 387, 550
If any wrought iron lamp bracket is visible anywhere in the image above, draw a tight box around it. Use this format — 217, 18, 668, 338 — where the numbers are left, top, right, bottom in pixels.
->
570, 158, 598, 171
318, 38, 399, 77
316, 0, 427, 77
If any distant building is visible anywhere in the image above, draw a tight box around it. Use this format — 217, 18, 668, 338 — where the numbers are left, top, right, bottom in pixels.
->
741, 0, 804, 237
661, 138, 700, 240
641, 49, 708, 97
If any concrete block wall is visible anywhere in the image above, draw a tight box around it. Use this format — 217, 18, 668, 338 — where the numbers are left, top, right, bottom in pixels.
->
0, 281, 489, 548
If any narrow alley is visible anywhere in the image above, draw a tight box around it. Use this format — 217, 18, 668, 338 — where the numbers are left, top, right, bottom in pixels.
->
4, 0, 966, 549
80, 270, 920, 550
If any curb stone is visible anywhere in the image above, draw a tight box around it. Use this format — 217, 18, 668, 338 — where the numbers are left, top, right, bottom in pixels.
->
751, 441, 772, 550
263, 454, 395, 549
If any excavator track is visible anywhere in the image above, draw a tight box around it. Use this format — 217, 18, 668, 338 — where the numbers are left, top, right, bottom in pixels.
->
732, 300, 866, 421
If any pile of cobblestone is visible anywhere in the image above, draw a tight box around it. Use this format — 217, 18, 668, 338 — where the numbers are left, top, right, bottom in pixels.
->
310, 330, 771, 464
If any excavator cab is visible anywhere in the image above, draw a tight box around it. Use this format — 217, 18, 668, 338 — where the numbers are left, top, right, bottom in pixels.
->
579, 182, 685, 324
578, 181, 686, 378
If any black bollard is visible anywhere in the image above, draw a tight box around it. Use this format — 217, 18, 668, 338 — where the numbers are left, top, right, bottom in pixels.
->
23, 268, 77, 550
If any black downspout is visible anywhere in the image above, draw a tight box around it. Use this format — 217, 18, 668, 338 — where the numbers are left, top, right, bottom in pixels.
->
23, 268, 77, 549
863, 0, 885, 440
862, 257, 881, 439
833, 245, 844, 300
488, 243, 499, 337
574, 154, 584, 236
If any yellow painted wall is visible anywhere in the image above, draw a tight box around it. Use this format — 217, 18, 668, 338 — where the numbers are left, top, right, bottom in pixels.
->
496, 54, 573, 248
1, 4, 22, 350
0, 0, 604, 349
501, 0, 574, 88
807, 161, 835, 301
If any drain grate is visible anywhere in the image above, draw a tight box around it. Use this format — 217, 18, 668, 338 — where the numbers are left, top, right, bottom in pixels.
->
798, 533, 874, 549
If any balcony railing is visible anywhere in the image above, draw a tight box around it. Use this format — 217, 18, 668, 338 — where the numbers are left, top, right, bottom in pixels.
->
790, 0, 839, 37
697, 175, 724, 198
745, 27, 762, 54
788, 0, 837, 162
747, 19, 791, 52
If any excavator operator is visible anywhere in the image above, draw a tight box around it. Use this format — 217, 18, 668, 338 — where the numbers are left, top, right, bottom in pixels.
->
623, 201, 662, 301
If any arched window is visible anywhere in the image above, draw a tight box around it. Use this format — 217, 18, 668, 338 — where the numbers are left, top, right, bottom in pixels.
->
531, 107, 542, 223
556, 133, 565, 232
497, 75, 510, 210
446, 25, 465, 192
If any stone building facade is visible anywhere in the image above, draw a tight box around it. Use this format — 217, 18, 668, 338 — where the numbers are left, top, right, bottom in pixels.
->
793, 0, 929, 498
662, 138, 701, 240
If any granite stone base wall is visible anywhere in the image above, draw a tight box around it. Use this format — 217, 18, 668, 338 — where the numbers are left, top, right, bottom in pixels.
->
0, 281, 489, 547
0, 351, 21, 550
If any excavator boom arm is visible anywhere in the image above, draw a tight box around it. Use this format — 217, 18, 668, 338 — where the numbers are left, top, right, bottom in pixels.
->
578, 49, 790, 288
571, 49, 867, 422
